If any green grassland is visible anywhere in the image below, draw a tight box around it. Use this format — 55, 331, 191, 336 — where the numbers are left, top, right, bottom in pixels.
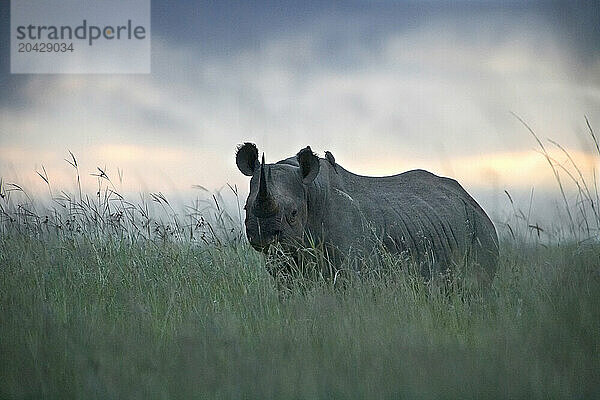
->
1, 229, 598, 399
2, 121, 600, 398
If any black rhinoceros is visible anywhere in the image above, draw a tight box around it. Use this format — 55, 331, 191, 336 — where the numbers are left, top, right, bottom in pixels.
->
236, 142, 499, 282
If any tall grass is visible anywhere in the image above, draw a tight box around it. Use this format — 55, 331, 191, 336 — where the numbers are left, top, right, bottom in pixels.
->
502, 114, 600, 242
0, 118, 599, 398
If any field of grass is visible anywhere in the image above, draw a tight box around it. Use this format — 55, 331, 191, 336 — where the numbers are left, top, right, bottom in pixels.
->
1, 121, 600, 398
1, 220, 599, 398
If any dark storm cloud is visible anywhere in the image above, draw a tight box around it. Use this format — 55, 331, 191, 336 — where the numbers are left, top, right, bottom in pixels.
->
1, 0, 599, 211
147, 1, 600, 69
1, 1, 598, 102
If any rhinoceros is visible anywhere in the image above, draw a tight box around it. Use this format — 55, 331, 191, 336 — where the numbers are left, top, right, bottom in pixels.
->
235, 142, 499, 282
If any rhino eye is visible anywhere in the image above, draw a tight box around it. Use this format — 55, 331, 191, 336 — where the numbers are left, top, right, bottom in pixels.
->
286, 209, 298, 225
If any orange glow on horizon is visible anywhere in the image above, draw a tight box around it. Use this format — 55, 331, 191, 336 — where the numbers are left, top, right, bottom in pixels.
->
1, 145, 599, 196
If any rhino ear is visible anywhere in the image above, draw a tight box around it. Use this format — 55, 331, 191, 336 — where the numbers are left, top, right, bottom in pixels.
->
236, 143, 259, 176
296, 146, 320, 184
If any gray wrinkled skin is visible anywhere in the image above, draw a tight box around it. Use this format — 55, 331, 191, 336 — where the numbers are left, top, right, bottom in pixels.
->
236, 143, 499, 282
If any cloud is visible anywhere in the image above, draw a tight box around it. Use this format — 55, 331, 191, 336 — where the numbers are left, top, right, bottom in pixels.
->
1, 9, 599, 220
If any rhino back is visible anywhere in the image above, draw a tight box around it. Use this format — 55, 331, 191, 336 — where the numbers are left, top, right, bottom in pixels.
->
319, 166, 498, 278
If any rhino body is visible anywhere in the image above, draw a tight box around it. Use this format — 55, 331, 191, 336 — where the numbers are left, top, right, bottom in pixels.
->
236, 143, 499, 282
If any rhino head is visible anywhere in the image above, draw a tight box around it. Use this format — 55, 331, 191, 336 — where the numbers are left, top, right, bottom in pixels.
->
235, 142, 320, 252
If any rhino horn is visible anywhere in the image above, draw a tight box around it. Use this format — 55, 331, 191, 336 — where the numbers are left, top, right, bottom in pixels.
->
255, 153, 279, 217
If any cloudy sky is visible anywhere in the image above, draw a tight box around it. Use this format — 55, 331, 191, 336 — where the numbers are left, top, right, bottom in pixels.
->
1, 1, 599, 221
